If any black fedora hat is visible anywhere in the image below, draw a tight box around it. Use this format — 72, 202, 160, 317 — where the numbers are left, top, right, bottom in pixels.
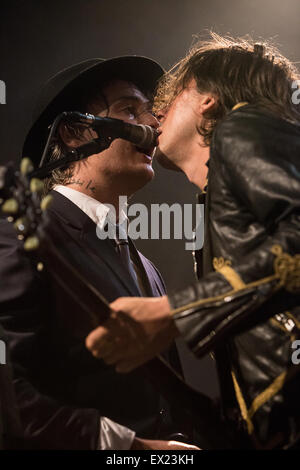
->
23, 55, 164, 166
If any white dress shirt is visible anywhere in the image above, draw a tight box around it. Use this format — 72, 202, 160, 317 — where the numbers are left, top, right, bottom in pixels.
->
54, 185, 135, 450
54, 185, 127, 228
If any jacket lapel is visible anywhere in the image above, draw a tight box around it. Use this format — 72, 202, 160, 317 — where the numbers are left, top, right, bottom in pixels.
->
81, 227, 141, 297
129, 240, 166, 297
47, 191, 141, 297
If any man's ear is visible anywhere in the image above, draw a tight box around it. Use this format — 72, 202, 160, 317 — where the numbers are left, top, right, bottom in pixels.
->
58, 122, 86, 148
199, 94, 217, 115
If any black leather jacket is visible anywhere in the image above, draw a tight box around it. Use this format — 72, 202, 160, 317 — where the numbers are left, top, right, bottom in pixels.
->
169, 104, 300, 449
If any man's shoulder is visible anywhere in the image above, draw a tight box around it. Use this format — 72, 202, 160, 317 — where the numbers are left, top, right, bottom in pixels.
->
216, 103, 299, 137
212, 104, 300, 163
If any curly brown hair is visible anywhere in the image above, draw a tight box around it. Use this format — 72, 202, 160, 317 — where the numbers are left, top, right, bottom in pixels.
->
154, 33, 300, 145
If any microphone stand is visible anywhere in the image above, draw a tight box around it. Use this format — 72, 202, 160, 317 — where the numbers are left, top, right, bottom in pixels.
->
29, 137, 112, 179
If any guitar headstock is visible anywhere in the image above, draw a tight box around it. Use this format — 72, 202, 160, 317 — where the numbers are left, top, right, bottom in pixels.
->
0, 158, 53, 252
1, 159, 111, 328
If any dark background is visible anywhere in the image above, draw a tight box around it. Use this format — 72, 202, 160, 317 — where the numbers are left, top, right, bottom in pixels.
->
1, 0, 300, 397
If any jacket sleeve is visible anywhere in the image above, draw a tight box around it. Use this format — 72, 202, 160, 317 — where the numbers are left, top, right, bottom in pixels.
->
169, 111, 300, 356
0, 219, 101, 449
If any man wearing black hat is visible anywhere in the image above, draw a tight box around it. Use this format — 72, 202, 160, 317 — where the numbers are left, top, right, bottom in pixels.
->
0, 56, 195, 450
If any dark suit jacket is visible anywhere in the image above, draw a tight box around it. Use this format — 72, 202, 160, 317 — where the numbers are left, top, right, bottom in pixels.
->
0, 191, 179, 449
0, 324, 22, 449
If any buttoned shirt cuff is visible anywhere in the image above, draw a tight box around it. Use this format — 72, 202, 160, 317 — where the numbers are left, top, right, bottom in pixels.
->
98, 417, 136, 450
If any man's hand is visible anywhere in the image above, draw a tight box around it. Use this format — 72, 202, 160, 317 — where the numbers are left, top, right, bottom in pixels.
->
131, 437, 200, 450
85, 296, 179, 373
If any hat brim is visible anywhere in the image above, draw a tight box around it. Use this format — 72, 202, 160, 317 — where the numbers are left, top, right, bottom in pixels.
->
23, 56, 164, 166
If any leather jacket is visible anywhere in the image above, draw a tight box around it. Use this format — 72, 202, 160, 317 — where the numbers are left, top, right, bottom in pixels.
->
169, 104, 300, 449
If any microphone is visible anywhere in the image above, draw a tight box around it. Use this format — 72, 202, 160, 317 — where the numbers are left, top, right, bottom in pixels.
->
65, 111, 159, 149
31, 111, 160, 179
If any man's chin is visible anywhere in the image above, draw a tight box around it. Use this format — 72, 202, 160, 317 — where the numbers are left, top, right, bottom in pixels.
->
132, 164, 155, 186
154, 148, 182, 172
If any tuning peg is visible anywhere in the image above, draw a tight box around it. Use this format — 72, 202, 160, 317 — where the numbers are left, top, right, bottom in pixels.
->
24, 236, 39, 251
1, 198, 19, 214
30, 178, 44, 194
20, 158, 34, 175
40, 195, 53, 211
37, 262, 44, 272
14, 217, 30, 236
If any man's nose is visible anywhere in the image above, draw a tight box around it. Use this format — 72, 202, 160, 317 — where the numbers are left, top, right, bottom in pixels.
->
139, 111, 160, 129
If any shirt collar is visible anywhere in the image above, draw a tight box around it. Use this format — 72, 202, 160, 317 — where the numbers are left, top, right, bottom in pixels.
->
53, 185, 128, 233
